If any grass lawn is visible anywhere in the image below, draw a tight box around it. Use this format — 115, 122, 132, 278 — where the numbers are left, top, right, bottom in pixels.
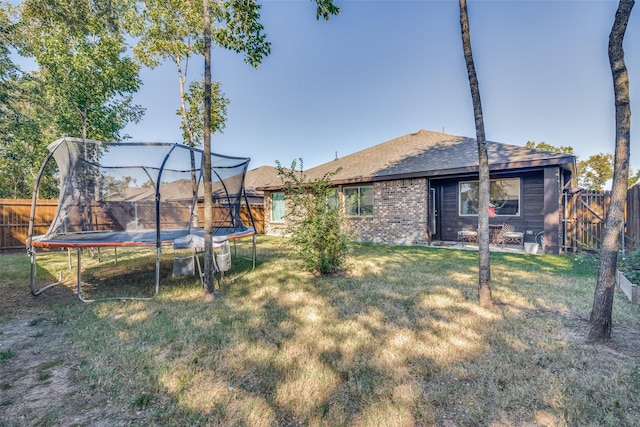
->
1, 236, 639, 426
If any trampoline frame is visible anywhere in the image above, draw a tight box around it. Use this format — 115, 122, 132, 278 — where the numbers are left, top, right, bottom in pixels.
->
27, 138, 257, 302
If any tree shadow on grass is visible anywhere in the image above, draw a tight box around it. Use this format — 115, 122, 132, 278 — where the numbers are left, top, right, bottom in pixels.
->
5, 240, 639, 426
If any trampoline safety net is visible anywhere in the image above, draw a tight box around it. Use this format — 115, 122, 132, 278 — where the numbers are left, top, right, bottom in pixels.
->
27, 137, 256, 301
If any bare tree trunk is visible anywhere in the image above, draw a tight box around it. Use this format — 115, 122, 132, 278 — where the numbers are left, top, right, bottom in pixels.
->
174, 57, 199, 196
588, 0, 634, 340
176, 58, 194, 146
202, 0, 215, 296
459, 0, 492, 308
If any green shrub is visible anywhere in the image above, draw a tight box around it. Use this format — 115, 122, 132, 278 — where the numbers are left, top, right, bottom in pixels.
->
621, 246, 640, 284
276, 159, 350, 274
0, 348, 16, 363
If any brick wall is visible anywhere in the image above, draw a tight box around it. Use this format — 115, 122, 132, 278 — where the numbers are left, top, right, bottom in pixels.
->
349, 178, 430, 245
264, 178, 430, 245
264, 192, 288, 236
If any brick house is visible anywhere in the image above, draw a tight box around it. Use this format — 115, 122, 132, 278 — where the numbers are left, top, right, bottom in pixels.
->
261, 130, 576, 255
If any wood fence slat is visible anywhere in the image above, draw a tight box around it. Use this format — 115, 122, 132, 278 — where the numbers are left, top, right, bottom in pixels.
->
3, 188, 636, 254
0, 198, 265, 253
627, 185, 640, 250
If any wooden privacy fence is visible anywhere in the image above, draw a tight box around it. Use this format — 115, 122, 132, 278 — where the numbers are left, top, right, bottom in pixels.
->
627, 184, 640, 250
564, 190, 611, 252
0, 199, 58, 253
0, 199, 265, 253
564, 187, 639, 253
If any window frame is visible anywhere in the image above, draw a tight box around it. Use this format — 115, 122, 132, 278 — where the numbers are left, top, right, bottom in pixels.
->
458, 178, 521, 217
326, 188, 339, 211
344, 185, 374, 217
270, 192, 285, 222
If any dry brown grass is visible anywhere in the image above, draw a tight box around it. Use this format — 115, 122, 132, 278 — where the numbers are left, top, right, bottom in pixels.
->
1, 238, 639, 426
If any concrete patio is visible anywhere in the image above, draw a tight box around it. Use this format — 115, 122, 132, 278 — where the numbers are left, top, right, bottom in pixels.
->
429, 240, 542, 255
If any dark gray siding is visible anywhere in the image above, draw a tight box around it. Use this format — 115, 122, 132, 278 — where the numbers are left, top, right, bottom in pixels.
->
436, 171, 546, 243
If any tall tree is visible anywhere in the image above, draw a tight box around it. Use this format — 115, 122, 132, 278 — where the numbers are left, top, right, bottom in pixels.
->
0, 73, 59, 199
578, 153, 614, 191
203, 0, 215, 295
525, 141, 625, 191
133, 0, 229, 147
0, 5, 59, 198
132, 0, 231, 200
588, 0, 634, 341
524, 140, 576, 155
459, 0, 492, 307
16, 0, 143, 141
197, 0, 339, 296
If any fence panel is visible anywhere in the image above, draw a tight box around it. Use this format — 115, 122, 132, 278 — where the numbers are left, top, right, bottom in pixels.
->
0, 199, 265, 253
564, 188, 640, 252
627, 185, 640, 250
0, 199, 57, 253
564, 190, 611, 252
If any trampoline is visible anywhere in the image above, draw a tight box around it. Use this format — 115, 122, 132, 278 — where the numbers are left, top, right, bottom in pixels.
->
27, 137, 257, 302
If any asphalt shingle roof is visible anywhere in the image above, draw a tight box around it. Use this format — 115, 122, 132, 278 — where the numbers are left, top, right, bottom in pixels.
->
300, 129, 575, 185
244, 165, 282, 195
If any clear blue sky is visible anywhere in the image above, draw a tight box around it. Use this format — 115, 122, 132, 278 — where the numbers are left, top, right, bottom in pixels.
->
123, 0, 640, 177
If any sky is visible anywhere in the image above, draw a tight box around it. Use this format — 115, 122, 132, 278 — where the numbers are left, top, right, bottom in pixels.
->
122, 0, 640, 177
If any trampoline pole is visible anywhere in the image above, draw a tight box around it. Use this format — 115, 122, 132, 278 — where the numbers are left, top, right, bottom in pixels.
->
76, 249, 82, 301
29, 250, 37, 295
155, 247, 161, 296
252, 234, 256, 270
29, 248, 64, 296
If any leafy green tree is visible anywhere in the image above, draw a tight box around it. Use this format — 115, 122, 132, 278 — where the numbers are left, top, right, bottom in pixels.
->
0, 6, 57, 199
524, 140, 575, 155
133, 0, 226, 147
0, 74, 59, 199
0, 5, 17, 110
179, 80, 229, 146
200, 0, 338, 295
15, 0, 144, 141
460, 0, 492, 308
275, 159, 350, 274
134, 0, 272, 294
629, 168, 640, 187
133, 0, 339, 294
589, 0, 634, 341
578, 153, 614, 191
524, 141, 634, 190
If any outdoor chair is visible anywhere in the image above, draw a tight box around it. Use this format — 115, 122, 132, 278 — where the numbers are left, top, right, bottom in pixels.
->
457, 224, 478, 246
497, 219, 525, 248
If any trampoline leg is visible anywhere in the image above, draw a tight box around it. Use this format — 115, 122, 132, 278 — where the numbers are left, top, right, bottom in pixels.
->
30, 249, 63, 296
221, 234, 256, 284
76, 249, 86, 302
252, 234, 256, 271
195, 249, 205, 288
155, 247, 161, 296
76, 246, 161, 303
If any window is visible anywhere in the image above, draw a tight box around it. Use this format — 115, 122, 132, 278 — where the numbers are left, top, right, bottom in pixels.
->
271, 192, 285, 222
345, 185, 374, 217
459, 178, 520, 216
326, 188, 339, 210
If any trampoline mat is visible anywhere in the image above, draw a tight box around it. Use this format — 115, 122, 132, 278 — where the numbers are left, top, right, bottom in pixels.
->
31, 226, 255, 249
